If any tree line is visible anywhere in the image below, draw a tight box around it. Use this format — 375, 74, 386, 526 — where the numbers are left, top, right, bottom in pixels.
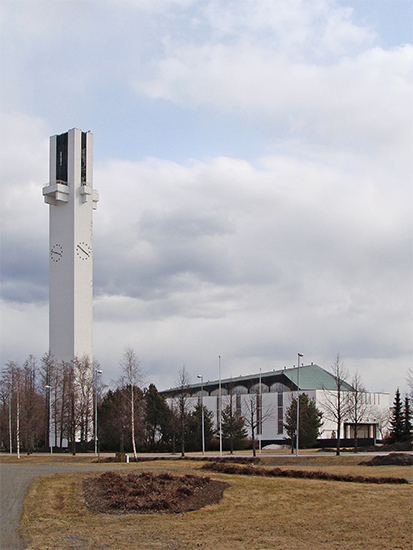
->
0, 350, 247, 455
1, 350, 411, 455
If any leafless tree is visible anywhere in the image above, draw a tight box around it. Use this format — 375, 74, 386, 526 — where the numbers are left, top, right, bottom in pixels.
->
242, 391, 274, 457
1, 362, 16, 453
321, 354, 351, 455
40, 352, 57, 449
55, 360, 68, 449
120, 347, 143, 459
347, 371, 370, 452
3, 361, 21, 456
1, 358, 46, 454
21, 355, 43, 454
372, 406, 391, 440
407, 368, 413, 401
175, 366, 191, 457
73, 356, 94, 449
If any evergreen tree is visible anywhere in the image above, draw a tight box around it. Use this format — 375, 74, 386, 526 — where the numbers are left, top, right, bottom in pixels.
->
186, 403, 215, 452
98, 388, 129, 452
221, 402, 247, 453
402, 396, 413, 443
389, 388, 404, 443
145, 384, 171, 450
284, 393, 323, 450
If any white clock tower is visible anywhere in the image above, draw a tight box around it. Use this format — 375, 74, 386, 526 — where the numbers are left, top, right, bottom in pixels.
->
43, 128, 99, 363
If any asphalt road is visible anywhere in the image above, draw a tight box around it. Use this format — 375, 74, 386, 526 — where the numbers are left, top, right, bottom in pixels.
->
0, 462, 127, 550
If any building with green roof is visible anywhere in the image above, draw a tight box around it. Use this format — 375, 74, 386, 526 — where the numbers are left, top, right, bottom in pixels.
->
161, 363, 389, 448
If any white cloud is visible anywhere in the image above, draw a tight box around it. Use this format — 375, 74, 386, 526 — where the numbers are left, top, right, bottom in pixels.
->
90, 146, 411, 395
138, 41, 412, 154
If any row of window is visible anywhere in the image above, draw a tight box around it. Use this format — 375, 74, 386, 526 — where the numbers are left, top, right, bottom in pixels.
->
202, 393, 285, 436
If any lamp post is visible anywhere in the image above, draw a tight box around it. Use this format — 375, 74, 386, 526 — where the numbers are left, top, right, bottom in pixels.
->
259, 368, 262, 454
219, 355, 222, 457
8, 393, 12, 454
296, 353, 303, 457
197, 375, 205, 455
94, 369, 102, 456
45, 385, 52, 454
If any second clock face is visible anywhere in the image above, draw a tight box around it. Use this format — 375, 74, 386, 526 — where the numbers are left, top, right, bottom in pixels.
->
51, 244, 63, 262
76, 241, 92, 260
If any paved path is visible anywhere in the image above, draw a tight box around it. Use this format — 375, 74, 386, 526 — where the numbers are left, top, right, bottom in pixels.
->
0, 462, 130, 550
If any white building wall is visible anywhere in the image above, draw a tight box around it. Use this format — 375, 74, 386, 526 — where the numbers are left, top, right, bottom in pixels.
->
316, 389, 390, 439
171, 388, 390, 445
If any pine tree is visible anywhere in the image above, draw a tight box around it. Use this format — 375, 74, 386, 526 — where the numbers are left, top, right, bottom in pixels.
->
186, 403, 215, 452
221, 402, 247, 453
389, 388, 404, 443
284, 393, 323, 450
402, 396, 413, 443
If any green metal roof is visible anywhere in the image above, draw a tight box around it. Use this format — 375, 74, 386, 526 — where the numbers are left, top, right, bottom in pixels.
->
162, 364, 354, 395
282, 364, 353, 391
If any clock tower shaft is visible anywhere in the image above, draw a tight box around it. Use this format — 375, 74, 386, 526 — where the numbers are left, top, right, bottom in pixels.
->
43, 128, 99, 363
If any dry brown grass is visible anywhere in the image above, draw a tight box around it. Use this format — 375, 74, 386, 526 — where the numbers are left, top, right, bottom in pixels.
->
19, 458, 412, 550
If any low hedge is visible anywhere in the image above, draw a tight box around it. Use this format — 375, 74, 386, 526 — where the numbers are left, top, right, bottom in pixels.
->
201, 462, 408, 484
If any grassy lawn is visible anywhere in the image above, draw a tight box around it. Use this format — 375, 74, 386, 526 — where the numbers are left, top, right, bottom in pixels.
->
18, 457, 412, 550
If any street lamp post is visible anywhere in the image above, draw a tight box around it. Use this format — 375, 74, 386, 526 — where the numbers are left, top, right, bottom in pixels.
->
8, 393, 12, 454
296, 353, 303, 457
259, 368, 262, 454
219, 356, 222, 457
197, 375, 205, 455
94, 369, 102, 456
45, 385, 52, 454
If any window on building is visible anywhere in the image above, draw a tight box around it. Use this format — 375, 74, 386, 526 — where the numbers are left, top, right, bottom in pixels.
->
257, 394, 262, 435
236, 394, 242, 417
277, 392, 283, 434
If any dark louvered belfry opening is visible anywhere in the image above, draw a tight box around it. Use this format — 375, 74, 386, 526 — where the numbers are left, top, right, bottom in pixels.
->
81, 131, 87, 183
56, 132, 68, 182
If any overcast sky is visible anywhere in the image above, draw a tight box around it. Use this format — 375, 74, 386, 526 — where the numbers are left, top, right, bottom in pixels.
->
1, 0, 412, 398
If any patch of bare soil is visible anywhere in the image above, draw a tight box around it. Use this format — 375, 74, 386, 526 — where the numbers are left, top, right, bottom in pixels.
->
360, 452, 413, 466
83, 471, 228, 514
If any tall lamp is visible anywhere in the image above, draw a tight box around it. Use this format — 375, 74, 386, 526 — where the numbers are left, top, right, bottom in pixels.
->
219, 356, 222, 457
296, 353, 303, 456
45, 385, 52, 454
197, 375, 205, 455
94, 369, 102, 456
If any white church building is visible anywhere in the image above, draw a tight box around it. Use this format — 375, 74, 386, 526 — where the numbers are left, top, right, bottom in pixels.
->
162, 364, 390, 447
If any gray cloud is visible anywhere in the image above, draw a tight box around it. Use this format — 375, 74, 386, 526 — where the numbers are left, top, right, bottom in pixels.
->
0, 0, 411, 400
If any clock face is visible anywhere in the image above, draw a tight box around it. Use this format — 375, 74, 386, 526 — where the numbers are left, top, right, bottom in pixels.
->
51, 244, 63, 262
76, 241, 92, 260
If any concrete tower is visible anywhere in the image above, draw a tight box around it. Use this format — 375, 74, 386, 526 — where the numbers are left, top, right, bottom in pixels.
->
43, 128, 99, 363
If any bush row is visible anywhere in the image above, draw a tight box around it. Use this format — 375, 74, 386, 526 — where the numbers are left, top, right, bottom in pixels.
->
201, 462, 408, 484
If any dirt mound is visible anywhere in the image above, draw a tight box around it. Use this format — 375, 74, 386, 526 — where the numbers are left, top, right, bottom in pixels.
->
83, 471, 228, 514
202, 462, 408, 484
361, 453, 413, 466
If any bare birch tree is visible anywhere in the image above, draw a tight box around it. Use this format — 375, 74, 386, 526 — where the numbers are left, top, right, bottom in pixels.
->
120, 347, 143, 460
1, 362, 16, 453
175, 366, 191, 457
41, 352, 57, 450
73, 356, 94, 450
